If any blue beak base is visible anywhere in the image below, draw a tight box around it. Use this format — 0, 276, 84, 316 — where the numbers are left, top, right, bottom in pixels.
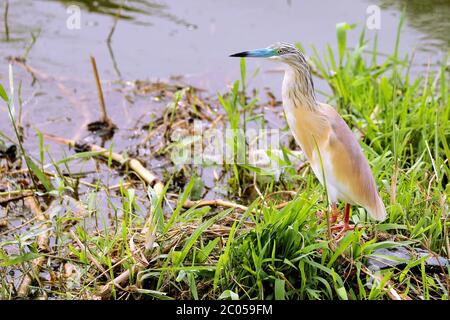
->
229, 48, 276, 58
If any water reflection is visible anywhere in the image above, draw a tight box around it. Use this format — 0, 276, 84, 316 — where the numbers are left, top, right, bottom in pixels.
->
377, 0, 450, 51
3, 1, 10, 41
50, 0, 166, 22
49, 0, 196, 28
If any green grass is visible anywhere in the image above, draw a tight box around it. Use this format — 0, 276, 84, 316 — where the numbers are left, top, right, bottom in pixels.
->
0, 20, 449, 300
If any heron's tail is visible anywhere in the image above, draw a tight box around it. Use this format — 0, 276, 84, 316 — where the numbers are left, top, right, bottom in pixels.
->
367, 195, 386, 221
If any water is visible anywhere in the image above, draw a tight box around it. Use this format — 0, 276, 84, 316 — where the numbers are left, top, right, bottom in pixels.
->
0, 0, 448, 160
2, 1, 449, 85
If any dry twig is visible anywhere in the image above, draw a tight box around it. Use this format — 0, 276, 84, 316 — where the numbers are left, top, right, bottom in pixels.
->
183, 199, 248, 211
90, 55, 115, 128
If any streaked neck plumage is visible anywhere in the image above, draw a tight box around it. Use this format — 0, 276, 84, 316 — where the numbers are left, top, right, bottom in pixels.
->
281, 58, 317, 111
281, 56, 329, 160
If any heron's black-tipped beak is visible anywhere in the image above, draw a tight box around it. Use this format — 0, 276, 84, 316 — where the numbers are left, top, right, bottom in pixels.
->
229, 51, 250, 57
229, 48, 276, 58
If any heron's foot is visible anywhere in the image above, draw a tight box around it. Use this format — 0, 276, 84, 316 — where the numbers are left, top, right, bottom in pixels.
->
330, 223, 355, 240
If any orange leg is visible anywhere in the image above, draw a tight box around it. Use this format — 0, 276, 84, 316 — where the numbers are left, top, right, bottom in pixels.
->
330, 203, 355, 239
330, 203, 339, 224
343, 203, 351, 226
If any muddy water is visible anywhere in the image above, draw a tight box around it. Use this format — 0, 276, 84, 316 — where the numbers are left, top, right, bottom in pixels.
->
1, 0, 449, 155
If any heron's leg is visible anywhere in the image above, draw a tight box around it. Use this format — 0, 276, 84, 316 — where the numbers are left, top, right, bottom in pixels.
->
343, 203, 351, 226
330, 203, 339, 223
331, 203, 355, 239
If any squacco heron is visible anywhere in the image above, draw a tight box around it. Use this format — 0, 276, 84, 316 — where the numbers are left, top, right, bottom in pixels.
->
230, 43, 386, 236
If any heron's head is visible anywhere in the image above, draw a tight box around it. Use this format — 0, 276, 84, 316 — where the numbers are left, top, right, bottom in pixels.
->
230, 42, 308, 69
231, 42, 317, 108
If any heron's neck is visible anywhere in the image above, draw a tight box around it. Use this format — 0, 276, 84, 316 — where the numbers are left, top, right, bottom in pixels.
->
282, 64, 317, 111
